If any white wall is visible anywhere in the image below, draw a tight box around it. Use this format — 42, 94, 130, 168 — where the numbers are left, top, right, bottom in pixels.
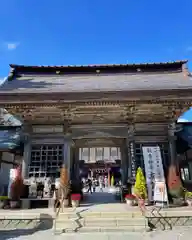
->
0, 152, 16, 195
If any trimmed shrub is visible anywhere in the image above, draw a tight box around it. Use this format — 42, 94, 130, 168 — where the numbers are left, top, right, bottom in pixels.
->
133, 167, 147, 199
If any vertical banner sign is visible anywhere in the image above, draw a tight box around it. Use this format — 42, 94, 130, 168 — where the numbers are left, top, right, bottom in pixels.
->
142, 147, 154, 202
142, 146, 168, 204
153, 146, 168, 205
130, 142, 136, 179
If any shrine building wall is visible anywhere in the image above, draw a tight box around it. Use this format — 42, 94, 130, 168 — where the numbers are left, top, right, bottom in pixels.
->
22, 121, 171, 184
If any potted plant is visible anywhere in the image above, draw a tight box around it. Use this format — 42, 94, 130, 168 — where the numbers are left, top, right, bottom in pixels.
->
133, 167, 147, 209
124, 194, 136, 206
71, 193, 81, 207
0, 196, 8, 209
71, 180, 83, 201
184, 191, 192, 206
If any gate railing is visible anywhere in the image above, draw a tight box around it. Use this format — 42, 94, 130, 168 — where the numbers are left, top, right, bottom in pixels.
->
53, 198, 64, 234
141, 205, 192, 231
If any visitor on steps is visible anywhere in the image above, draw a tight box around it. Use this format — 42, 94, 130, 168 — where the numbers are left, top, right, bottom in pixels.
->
92, 179, 96, 192
87, 178, 92, 194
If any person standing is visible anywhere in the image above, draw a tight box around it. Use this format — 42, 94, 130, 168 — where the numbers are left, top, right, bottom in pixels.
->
104, 176, 108, 188
87, 178, 92, 194
92, 178, 96, 192
99, 177, 103, 192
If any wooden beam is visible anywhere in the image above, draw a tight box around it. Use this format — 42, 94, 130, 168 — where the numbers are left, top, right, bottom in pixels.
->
2, 100, 192, 125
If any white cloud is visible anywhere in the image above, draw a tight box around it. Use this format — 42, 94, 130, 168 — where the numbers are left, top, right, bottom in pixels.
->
186, 46, 192, 52
6, 42, 20, 50
177, 118, 189, 123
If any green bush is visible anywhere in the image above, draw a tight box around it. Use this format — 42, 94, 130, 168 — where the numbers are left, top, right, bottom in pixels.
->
111, 175, 115, 186
184, 190, 192, 199
133, 167, 147, 199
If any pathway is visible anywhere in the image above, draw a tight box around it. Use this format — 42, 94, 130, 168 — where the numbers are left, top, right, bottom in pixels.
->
3, 227, 192, 240
83, 187, 118, 205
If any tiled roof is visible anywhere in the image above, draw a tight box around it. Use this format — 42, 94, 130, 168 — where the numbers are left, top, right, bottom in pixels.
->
0, 109, 22, 126
10, 60, 187, 68
9, 60, 187, 75
0, 128, 22, 151
0, 72, 192, 93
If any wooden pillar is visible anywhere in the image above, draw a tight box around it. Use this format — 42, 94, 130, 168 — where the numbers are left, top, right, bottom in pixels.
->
121, 141, 128, 185
74, 147, 80, 181
127, 124, 136, 182
22, 133, 31, 179
63, 134, 73, 180
168, 122, 177, 167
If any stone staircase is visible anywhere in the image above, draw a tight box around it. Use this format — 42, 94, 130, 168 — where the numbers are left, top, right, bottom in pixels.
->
1, 204, 192, 234
54, 210, 147, 234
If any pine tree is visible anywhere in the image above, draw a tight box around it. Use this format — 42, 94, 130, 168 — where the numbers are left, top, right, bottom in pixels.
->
133, 167, 147, 199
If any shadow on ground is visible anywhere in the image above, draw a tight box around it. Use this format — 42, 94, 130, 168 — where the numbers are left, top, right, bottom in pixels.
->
0, 213, 53, 240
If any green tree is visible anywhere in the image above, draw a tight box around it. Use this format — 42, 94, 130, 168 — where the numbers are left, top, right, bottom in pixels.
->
133, 167, 147, 199
111, 175, 115, 186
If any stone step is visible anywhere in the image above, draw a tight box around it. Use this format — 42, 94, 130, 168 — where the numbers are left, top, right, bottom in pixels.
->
55, 213, 78, 220
59, 211, 143, 219
81, 210, 142, 215
79, 217, 146, 227
55, 225, 147, 234
55, 216, 147, 234
56, 217, 146, 227
55, 221, 78, 232
72, 226, 146, 233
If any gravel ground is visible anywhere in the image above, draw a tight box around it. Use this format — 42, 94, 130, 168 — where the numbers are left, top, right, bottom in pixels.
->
2, 228, 192, 240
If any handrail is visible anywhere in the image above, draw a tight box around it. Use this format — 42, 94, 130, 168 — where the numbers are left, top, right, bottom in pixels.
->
53, 198, 64, 234
137, 199, 172, 231
151, 207, 166, 230
148, 206, 172, 230
137, 197, 147, 216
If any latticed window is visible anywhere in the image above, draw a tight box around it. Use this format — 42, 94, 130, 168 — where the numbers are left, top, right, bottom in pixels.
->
135, 142, 169, 174
29, 145, 63, 178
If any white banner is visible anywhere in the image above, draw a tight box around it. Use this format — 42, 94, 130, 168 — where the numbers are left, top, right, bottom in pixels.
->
142, 147, 154, 202
142, 146, 168, 204
152, 146, 168, 204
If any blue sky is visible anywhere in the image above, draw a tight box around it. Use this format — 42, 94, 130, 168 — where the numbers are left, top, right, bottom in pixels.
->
0, 0, 192, 121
